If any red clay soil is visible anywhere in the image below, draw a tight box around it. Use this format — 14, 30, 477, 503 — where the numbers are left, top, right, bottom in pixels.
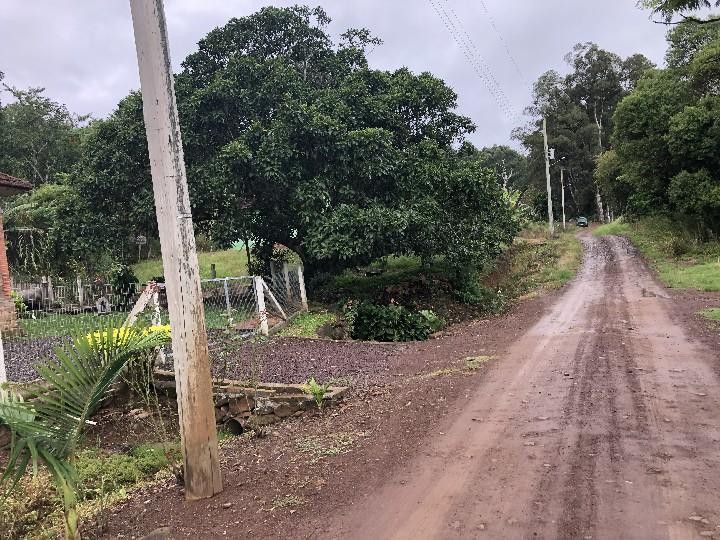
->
96, 234, 720, 540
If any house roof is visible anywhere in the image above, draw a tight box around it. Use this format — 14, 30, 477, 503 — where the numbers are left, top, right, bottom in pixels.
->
0, 172, 32, 196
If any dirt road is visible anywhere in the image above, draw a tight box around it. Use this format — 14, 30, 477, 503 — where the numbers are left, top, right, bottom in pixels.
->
323, 234, 720, 539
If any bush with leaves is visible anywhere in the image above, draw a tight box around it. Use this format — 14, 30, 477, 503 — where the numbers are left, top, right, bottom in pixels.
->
455, 282, 508, 314
0, 322, 169, 539
346, 302, 433, 342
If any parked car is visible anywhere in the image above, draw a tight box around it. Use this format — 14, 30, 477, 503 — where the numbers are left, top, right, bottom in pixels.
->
576, 216, 589, 227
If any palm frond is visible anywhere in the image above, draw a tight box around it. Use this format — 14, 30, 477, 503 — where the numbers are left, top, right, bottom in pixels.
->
0, 321, 170, 489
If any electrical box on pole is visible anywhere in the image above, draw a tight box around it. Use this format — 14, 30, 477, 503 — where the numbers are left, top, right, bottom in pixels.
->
129, 0, 222, 500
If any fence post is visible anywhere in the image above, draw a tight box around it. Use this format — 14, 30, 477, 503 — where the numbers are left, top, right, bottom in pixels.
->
282, 262, 291, 301
297, 266, 308, 312
76, 276, 84, 307
210, 263, 217, 279
0, 331, 5, 384
223, 277, 232, 319
270, 261, 278, 290
47, 276, 55, 305
253, 276, 269, 336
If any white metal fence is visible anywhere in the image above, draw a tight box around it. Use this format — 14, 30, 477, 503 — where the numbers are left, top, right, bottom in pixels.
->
1, 266, 308, 382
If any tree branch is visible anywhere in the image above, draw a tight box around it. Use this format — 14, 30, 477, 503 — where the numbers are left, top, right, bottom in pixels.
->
652, 15, 720, 25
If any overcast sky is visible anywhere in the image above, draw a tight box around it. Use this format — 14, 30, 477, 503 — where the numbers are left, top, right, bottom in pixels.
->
0, 0, 671, 148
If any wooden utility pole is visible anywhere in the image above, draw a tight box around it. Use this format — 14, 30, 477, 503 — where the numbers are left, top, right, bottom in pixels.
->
129, 0, 222, 500
560, 167, 566, 230
542, 118, 554, 236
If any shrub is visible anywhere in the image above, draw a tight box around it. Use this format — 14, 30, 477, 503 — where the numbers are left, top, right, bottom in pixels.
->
420, 310, 444, 333
347, 302, 433, 342
454, 283, 508, 314
302, 378, 331, 409
11, 290, 26, 316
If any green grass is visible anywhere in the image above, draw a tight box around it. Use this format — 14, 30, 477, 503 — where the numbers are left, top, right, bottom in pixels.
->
0, 442, 181, 538
595, 216, 720, 291
18, 312, 126, 338
495, 230, 583, 298
133, 248, 249, 284
277, 311, 336, 338
700, 308, 720, 321
16, 306, 246, 338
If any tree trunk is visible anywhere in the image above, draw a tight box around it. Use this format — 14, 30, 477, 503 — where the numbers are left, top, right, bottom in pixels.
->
594, 105, 607, 223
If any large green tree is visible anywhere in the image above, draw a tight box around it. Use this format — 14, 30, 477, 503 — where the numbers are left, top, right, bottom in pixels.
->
0, 85, 86, 185
609, 17, 720, 233
75, 6, 516, 277
514, 44, 654, 220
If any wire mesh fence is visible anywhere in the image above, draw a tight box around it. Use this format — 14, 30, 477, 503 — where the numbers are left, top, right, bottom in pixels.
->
1, 267, 308, 382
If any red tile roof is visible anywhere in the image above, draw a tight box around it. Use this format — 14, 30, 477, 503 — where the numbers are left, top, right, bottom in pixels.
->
0, 172, 32, 192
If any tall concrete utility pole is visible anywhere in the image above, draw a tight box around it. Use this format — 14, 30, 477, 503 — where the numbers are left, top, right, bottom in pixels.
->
560, 167, 566, 230
129, 0, 222, 500
542, 118, 554, 236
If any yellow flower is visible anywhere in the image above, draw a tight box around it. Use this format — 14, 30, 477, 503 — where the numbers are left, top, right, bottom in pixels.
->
86, 325, 171, 344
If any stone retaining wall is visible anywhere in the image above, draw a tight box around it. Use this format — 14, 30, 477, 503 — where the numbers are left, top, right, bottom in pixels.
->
152, 370, 347, 432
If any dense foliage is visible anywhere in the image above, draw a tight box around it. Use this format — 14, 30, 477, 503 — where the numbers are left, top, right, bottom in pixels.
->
70, 6, 517, 279
0, 82, 86, 185
602, 18, 720, 234
346, 301, 434, 342
514, 43, 655, 221
642, 0, 720, 23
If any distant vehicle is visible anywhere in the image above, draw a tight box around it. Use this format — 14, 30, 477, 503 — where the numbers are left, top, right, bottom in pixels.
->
576, 217, 589, 227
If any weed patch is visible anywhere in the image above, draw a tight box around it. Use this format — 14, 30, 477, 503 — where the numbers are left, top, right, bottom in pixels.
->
465, 356, 494, 370
296, 433, 355, 462
271, 495, 306, 510
0, 442, 181, 537
699, 308, 720, 322
278, 311, 337, 338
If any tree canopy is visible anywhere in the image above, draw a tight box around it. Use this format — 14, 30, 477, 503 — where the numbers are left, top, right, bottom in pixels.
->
0, 85, 86, 185
514, 43, 654, 219
641, 0, 720, 23
606, 17, 720, 233
68, 6, 516, 279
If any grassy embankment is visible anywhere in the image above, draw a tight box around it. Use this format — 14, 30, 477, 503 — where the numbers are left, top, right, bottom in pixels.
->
594, 216, 720, 291
280, 225, 583, 336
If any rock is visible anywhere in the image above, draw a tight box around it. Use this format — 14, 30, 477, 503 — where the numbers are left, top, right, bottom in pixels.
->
222, 502, 232, 509
140, 527, 172, 540
690, 516, 705, 522
228, 397, 255, 416
274, 403, 295, 418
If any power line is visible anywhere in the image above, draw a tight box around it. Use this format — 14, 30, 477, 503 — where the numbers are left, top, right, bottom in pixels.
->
427, 0, 516, 122
477, 0, 526, 84
427, 0, 510, 118
438, 0, 515, 118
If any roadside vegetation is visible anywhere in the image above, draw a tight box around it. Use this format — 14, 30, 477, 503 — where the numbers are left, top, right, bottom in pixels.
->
595, 216, 720, 291
281, 225, 582, 340
0, 443, 181, 539
700, 308, 720, 322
